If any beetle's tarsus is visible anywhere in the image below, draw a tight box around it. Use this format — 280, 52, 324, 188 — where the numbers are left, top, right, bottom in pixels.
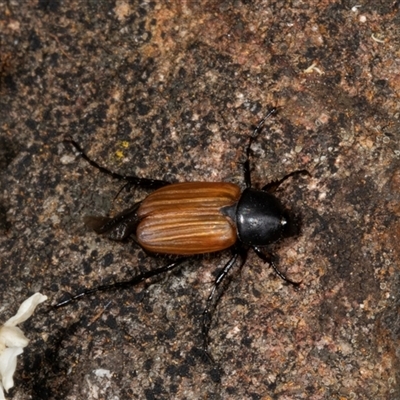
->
202, 347, 216, 365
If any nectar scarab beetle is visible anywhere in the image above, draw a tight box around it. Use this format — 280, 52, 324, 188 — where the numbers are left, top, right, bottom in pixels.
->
57, 108, 309, 362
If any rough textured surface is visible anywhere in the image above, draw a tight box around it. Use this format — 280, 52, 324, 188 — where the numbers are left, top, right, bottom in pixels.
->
1, 1, 399, 399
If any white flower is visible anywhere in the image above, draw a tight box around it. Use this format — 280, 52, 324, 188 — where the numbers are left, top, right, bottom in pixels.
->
0, 293, 47, 399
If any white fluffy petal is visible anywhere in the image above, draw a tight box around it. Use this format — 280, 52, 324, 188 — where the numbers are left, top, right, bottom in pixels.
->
0, 292, 48, 398
0, 382, 5, 400
0, 326, 29, 349
0, 347, 23, 392
4, 293, 47, 327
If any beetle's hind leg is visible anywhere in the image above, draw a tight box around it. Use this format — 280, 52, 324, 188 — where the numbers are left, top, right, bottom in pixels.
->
202, 246, 248, 362
84, 201, 142, 241
64, 139, 171, 190
55, 258, 187, 308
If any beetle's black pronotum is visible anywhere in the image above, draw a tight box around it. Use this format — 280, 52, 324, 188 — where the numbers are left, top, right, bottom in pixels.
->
57, 109, 308, 361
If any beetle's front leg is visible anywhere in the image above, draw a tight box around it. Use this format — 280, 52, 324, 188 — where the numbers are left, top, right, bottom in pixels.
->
242, 108, 277, 188
261, 169, 310, 193
253, 246, 301, 286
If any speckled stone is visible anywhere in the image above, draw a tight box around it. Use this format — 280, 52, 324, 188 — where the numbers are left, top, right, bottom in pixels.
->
1, 1, 399, 399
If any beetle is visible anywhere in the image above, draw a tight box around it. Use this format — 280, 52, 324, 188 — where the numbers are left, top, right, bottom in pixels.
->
57, 108, 308, 360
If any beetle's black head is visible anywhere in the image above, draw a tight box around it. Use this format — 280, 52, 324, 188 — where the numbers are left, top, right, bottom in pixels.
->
236, 188, 291, 246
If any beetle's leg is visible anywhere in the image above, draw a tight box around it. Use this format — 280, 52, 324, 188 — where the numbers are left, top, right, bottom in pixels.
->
252, 246, 301, 286
84, 202, 142, 241
65, 139, 171, 190
261, 169, 310, 193
202, 246, 248, 361
55, 258, 187, 308
243, 108, 277, 188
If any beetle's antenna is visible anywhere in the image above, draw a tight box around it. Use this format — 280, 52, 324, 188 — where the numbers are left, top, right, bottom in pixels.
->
243, 108, 277, 188
64, 139, 171, 190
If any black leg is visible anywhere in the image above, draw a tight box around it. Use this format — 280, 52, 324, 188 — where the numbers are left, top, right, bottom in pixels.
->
55, 258, 187, 308
202, 246, 248, 360
261, 169, 310, 193
243, 108, 277, 188
65, 139, 171, 190
83, 202, 142, 241
252, 246, 301, 286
